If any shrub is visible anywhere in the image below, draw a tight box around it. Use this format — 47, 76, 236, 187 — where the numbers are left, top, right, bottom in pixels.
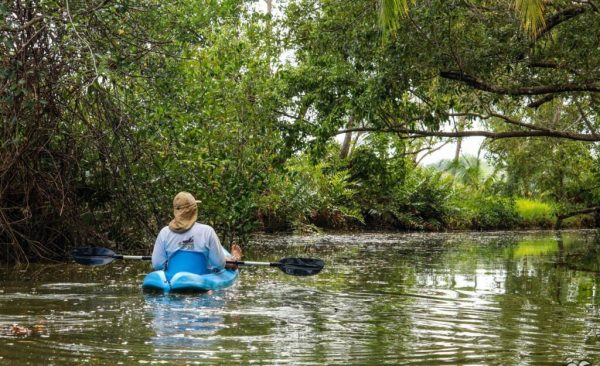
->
515, 198, 556, 228
561, 214, 595, 228
257, 154, 362, 231
461, 195, 520, 230
391, 168, 455, 230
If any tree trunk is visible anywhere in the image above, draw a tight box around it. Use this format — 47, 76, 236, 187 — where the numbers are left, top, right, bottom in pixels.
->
453, 116, 466, 162
340, 116, 354, 159
265, 0, 272, 14
454, 137, 462, 162
340, 131, 353, 159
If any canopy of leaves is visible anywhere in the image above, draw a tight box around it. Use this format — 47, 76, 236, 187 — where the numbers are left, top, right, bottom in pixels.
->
2, 0, 599, 263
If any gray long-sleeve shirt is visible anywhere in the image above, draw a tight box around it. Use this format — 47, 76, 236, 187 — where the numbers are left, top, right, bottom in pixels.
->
151, 222, 226, 270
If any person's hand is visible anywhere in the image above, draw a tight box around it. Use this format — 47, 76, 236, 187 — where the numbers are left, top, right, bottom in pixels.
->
225, 243, 242, 269
231, 243, 242, 261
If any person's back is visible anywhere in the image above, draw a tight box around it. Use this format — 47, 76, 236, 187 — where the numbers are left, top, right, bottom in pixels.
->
151, 191, 241, 272
152, 222, 225, 270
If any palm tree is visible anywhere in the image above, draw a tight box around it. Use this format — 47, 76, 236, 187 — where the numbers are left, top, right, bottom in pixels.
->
380, 0, 546, 37
446, 155, 485, 188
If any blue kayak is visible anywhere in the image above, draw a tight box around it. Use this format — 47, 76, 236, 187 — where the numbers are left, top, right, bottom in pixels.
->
142, 249, 238, 293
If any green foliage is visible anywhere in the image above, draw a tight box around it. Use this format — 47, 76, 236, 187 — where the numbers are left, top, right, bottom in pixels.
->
258, 148, 361, 232
561, 214, 596, 229
485, 102, 599, 222
391, 168, 455, 230
515, 198, 555, 228
3, 0, 600, 264
123, 7, 286, 245
1, 0, 284, 262
379, 0, 547, 38
341, 139, 455, 230
434, 155, 498, 193
347, 144, 400, 202
453, 195, 520, 230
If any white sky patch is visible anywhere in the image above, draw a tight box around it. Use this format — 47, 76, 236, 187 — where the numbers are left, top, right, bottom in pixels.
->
418, 136, 486, 165
417, 117, 487, 164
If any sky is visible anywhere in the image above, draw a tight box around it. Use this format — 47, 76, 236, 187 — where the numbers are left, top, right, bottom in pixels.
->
418, 136, 486, 165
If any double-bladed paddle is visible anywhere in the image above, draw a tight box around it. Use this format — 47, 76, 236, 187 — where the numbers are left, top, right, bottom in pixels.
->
71, 247, 324, 276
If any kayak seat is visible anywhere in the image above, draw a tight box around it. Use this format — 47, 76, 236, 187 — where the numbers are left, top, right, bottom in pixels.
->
165, 250, 210, 281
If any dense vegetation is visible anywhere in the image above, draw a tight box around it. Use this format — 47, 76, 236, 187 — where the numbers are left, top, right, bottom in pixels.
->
2, 0, 599, 263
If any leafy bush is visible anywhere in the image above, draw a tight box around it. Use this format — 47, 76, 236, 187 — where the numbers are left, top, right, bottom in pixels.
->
257, 153, 362, 232
390, 168, 455, 230
515, 198, 556, 228
459, 195, 519, 230
561, 214, 595, 228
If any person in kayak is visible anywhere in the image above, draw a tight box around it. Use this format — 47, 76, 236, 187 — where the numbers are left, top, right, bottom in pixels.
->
152, 191, 242, 271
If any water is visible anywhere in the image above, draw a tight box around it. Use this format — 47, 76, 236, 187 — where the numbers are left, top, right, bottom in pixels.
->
1, 230, 600, 365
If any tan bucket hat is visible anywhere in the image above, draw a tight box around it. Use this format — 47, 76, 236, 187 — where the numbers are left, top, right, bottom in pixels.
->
168, 192, 200, 233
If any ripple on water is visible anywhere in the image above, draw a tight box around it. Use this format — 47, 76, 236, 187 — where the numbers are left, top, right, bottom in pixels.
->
1, 231, 600, 365
39, 283, 104, 289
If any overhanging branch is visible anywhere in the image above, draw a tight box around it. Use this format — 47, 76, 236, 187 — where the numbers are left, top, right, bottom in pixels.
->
527, 95, 556, 108
440, 71, 600, 95
555, 206, 600, 229
534, 6, 589, 42
449, 112, 553, 132
335, 127, 600, 142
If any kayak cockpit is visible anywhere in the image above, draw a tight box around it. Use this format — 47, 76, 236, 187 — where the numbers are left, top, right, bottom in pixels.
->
142, 249, 238, 293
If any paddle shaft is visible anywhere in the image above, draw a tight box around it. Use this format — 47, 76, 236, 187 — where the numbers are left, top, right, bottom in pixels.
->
111, 255, 277, 267
118, 255, 152, 260
226, 260, 280, 267
71, 247, 324, 276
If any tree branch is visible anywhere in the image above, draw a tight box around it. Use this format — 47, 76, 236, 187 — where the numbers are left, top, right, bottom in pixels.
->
0, 16, 44, 33
448, 112, 553, 132
334, 127, 600, 142
534, 6, 589, 42
555, 206, 600, 229
527, 94, 556, 108
575, 99, 599, 138
440, 71, 600, 95
414, 140, 451, 165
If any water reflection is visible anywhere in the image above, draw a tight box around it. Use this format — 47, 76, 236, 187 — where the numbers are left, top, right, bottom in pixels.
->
1, 230, 600, 365
145, 293, 226, 352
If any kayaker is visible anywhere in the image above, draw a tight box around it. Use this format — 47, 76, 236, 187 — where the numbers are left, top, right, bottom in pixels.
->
152, 191, 242, 271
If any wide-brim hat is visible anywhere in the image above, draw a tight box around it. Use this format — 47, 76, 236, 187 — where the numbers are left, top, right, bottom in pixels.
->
168, 192, 200, 233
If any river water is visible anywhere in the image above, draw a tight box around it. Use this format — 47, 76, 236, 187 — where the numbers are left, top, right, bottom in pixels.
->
1, 230, 600, 365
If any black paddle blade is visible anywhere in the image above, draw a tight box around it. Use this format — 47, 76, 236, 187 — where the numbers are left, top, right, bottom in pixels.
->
71, 247, 117, 266
277, 258, 324, 276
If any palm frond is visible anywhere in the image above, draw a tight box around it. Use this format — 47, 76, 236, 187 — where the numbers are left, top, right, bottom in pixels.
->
379, 0, 413, 36
379, 0, 546, 38
514, 0, 546, 37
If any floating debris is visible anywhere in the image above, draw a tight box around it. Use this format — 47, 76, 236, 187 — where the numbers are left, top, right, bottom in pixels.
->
2, 324, 47, 337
